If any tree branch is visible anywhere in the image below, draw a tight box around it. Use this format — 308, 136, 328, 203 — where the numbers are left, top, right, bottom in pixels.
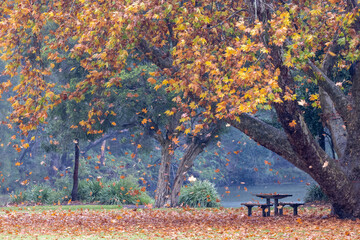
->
308, 60, 351, 122
227, 114, 309, 171
137, 39, 178, 72
81, 123, 136, 155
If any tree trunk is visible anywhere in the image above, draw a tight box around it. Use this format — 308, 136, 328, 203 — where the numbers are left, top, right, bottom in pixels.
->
154, 139, 173, 208
71, 139, 80, 201
170, 142, 204, 207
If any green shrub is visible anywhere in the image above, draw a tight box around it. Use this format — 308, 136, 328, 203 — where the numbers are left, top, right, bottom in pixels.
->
304, 184, 328, 203
9, 190, 29, 204
77, 179, 103, 202
48, 188, 71, 204
98, 177, 153, 205
179, 180, 221, 208
27, 184, 54, 204
9, 176, 154, 206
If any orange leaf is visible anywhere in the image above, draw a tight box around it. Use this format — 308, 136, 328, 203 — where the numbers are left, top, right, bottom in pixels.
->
147, 77, 157, 84
215, 169, 220, 173
172, 137, 180, 145
44, 176, 50, 180
289, 120, 297, 128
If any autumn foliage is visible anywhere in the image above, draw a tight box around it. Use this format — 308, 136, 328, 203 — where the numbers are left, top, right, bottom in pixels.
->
0, 206, 359, 239
1, 0, 360, 218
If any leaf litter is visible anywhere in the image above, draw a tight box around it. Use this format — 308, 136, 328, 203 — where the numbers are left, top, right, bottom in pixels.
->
0, 206, 359, 239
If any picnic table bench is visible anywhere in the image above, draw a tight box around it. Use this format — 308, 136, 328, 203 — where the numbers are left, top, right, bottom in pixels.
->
241, 203, 273, 217
278, 202, 304, 216
255, 193, 292, 216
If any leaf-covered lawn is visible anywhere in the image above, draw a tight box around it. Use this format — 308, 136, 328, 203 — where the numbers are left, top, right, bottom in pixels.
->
0, 205, 358, 239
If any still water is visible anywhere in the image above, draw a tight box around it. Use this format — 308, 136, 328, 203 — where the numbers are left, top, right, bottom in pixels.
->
218, 183, 309, 208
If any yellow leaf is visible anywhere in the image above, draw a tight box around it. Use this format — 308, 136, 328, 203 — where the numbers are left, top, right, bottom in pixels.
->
111, 122, 116, 126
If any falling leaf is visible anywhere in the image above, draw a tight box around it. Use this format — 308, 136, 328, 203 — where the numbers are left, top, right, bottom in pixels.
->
172, 137, 180, 144
289, 120, 297, 128
322, 161, 329, 168
147, 77, 157, 84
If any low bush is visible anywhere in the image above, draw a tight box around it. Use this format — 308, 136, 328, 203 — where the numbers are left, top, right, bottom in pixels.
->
9, 176, 153, 206
98, 177, 153, 205
9, 190, 29, 204
179, 180, 221, 208
304, 184, 328, 203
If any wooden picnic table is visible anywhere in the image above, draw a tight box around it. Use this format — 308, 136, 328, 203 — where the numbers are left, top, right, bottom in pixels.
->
255, 193, 292, 216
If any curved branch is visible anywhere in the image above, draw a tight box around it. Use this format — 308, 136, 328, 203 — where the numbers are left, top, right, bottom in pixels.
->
308, 60, 351, 122
227, 114, 308, 171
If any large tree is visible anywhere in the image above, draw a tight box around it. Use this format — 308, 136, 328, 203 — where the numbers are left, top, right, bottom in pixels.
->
1, 0, 360, 218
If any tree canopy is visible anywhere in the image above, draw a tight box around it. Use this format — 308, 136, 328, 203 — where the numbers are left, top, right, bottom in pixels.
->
1, 0, 360, 218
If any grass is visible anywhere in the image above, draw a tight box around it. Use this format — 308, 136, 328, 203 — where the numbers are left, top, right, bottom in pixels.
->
0, 204, 122, 213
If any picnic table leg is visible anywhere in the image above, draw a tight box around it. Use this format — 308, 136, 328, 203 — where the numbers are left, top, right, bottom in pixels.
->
261, 206, 268, 217
293, 205, 299, 216
279, 206, 284, 216
266, 199, 271, 216
274, 199, 279, 216
247, 206, 253, 216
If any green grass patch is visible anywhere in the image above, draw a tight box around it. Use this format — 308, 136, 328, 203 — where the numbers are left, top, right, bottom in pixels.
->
0, 204, 123, 213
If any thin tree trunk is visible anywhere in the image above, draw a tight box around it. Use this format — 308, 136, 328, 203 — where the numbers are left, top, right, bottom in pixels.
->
71, 139, 80, 201
154, 139, 173, 208
170, 142, 204, 207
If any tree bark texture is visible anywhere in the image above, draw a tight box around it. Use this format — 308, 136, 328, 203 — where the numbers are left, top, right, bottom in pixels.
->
154, 139, 173, 208
170, 141, 204, 207
71, 139, 80, 201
